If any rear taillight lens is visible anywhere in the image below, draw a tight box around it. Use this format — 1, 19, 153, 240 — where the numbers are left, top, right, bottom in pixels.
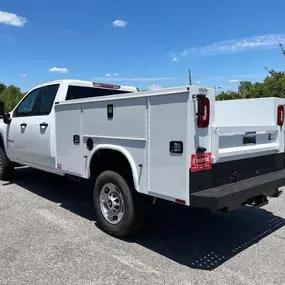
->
197, 97, 210, 128
277, 104, 284, 127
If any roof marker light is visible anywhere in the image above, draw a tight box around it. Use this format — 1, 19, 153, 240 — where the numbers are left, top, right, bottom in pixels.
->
92, 82, 121, 89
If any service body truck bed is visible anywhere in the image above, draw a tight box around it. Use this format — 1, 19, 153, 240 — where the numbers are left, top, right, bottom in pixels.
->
0, 79, 284, 237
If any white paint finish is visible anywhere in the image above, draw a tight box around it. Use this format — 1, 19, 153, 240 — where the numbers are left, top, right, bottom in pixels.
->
214, 98, 285, 163
81, 98, 146, 140
54, 103, 83, 175
49, 82, 69, 166
188, 87, 216, 158
84, 135, 146, 142
54, 86, 198, 202
7, 115, 52, 167
83, 143, 145, 193
5, 81, 67, 169
148, 93, 189, 202
218, 125, 279, 134
215, 98, 277, 126
219, 132, 278, 149
218, 144, 279, 162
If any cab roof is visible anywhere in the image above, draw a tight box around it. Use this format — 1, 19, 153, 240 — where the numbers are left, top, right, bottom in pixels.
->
34, 79, 138, 93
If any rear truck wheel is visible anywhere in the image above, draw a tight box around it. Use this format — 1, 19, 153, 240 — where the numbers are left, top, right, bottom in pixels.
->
0, 147, 14, 181
93, 170, 145, 237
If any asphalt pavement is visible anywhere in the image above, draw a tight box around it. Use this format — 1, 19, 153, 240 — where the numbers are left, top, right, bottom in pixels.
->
1, 167, 285, 285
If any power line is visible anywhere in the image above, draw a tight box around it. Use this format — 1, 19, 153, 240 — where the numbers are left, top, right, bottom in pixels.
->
279, 43, 285, 56
121, 0, 223, 83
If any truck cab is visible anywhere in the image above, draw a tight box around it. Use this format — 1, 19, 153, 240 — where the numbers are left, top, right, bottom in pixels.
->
0, 80, 137, 174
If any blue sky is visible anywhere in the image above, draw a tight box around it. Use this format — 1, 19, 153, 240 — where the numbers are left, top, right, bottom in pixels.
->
0, 0, 285, 92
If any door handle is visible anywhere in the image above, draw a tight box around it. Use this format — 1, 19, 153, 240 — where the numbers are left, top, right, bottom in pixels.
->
39, 122, 48, 127
20, 123, 27, 127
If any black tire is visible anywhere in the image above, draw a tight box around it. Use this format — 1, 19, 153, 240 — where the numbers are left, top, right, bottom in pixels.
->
93, 170, 145, 237
0, 147, 14, 181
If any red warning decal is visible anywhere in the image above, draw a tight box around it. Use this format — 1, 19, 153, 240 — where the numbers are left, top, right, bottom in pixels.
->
191, 153, 212, 172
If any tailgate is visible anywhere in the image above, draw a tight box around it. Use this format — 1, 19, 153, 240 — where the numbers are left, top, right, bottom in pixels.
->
212, 125, 280, 163
211, 97, 285, 187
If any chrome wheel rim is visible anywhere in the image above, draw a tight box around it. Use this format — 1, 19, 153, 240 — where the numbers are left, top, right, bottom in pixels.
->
99, 183, 125, 224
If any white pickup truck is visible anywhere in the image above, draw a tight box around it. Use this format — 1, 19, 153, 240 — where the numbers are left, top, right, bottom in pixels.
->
0, 79, 285, 237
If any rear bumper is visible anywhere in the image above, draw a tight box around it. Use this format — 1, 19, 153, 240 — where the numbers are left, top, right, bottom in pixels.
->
190, 169, 285, 211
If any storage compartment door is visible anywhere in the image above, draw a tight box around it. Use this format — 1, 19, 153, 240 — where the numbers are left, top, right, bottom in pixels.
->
55, 103, 83, 176
148, 93, 189, 204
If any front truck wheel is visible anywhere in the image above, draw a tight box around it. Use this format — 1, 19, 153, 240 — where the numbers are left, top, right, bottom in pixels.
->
0, 147, 14, 180
93, 170, 145, 237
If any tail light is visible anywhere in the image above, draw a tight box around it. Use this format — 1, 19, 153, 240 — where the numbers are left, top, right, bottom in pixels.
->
277, 104, 284, 127
197, 95, 210, 128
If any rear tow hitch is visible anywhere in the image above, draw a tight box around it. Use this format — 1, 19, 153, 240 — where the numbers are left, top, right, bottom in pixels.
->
246, 195, 268, 208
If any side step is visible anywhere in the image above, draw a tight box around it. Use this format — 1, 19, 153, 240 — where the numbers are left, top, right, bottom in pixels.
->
190, 170, 285, 212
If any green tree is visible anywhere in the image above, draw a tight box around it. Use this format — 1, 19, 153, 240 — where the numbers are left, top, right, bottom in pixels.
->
216, 90, 240, 101
216, 70, 285, 101
0, 83, 24, 112
0, 83, 6, 94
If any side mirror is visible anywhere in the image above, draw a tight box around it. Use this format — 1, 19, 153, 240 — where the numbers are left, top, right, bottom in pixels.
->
0, 101, 4, 118
3, 113, 11, 125
0, 101, 11, 124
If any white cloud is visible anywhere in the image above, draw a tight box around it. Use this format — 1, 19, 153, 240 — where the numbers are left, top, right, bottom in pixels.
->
20, 73, 27, 78
172, 57, 178, 62
149, 84, 163, 90
112, 20, 127, 28
196, 80, 201, 84
229, 79, 241, 83
106, 73, 120, 77
0, 11, 27, 27
49, 67, 69, 74
181, 34, 285, 56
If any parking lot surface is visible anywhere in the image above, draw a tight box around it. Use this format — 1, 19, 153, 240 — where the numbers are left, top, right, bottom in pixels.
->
1, 168, 285, 285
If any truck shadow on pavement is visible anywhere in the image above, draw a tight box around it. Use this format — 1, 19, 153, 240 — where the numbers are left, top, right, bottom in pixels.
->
5, 167, 285, 271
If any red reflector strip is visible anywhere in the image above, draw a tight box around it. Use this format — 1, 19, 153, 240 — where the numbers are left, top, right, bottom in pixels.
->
92, 82, 121, 89
175, 199, 186, 205
191, 152, 212, 172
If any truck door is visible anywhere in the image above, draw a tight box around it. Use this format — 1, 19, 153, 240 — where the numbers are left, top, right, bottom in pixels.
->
7, 84, 59, 168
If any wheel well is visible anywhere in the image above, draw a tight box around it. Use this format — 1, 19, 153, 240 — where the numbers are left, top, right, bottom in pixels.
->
90, 149, 134, 188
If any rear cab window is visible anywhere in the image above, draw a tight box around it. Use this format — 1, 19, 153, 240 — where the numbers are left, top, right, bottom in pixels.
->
65, 86, 132, 101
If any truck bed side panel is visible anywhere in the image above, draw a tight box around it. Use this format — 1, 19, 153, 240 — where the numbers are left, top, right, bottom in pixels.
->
81, 98, 148, 193
148, 93, 189, 203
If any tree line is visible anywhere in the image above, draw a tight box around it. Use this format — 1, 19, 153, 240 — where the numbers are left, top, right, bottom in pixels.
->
0, 83, 25, 112
0, 69, 284, 113
217, 69, 285, 100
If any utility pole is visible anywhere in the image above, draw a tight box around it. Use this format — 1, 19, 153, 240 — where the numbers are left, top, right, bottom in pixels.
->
239, 81, 246, 99
188, 69, 192, 86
